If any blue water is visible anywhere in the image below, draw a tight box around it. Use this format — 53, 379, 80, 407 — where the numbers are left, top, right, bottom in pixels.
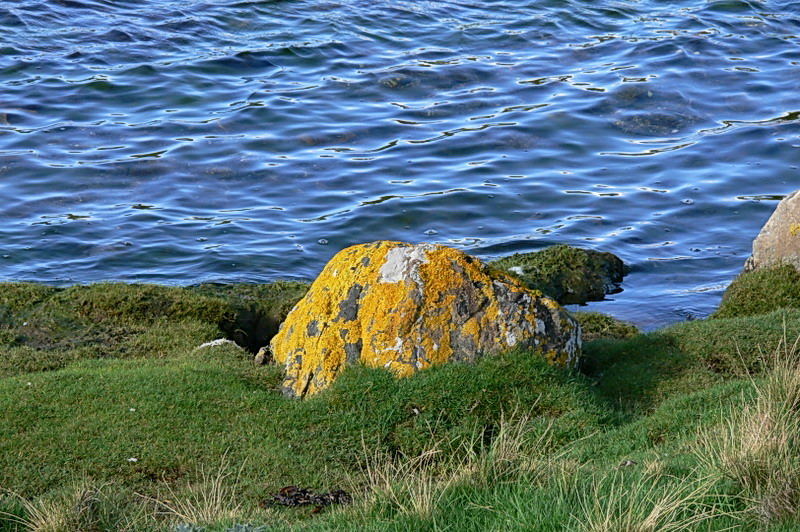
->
1, 0, 799, 328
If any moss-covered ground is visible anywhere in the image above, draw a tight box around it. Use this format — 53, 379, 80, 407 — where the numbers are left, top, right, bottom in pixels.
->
0, 281, 308, 377
1, 272, 799, 531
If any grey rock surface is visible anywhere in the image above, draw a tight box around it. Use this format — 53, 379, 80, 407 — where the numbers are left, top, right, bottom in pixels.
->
745, 191, 800, 272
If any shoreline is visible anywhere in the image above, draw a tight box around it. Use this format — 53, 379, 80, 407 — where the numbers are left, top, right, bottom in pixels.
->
2, 267, 798, 529
3, 228, 800, 529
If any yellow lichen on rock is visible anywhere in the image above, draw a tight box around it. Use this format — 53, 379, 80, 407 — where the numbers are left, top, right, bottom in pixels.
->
270, 241, 581, 398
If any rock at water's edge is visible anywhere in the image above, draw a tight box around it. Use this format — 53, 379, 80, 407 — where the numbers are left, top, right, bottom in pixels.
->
269, 241, 581, 398
490, 245, 627, 305
745, 190, 800, 272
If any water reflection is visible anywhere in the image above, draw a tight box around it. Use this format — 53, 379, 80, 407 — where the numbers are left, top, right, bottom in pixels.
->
0, 0, 798, 328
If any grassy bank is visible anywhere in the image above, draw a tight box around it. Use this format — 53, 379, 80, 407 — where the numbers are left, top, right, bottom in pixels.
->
1, 272, 800, 531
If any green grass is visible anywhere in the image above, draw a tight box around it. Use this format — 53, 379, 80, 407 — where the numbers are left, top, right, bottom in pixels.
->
714, 265, 800, 319
573, 311, 639, 343
1, 282, 800, 530
0, 344, 599, 497
0, 281, 308, 377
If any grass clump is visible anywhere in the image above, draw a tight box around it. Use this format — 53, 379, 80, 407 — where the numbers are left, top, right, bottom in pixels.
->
356, 413, 555, 523
0, 481, 146, 532
571, 470, 723, 532
144, 457, 245, 527
490, 245, 627, 305
666, 309, 800, 376
574, 312, 639, 343
714, 265, 800, 319
696, 338, 800, 524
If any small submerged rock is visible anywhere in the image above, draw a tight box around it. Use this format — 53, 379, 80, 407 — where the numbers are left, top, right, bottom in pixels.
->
597, 85, 704, 137
613, 111, 692, 136
269, 241, 581, 399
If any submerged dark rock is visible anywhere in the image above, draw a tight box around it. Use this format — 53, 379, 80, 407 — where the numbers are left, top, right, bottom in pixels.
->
591, 84, 704, 137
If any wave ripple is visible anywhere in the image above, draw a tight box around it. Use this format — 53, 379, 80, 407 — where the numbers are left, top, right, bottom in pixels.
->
1, 0, 799, 327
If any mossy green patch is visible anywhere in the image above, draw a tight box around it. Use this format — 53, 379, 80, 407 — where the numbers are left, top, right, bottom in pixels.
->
666, 308, 800, 375
53, 282, 232, 324
0, 282, 59, 314
573, 311, 639, 343
581, 332, 722, 416
491, 245, 626, 305
581, 309, 800, 417
714, 265, 800, 319
0, 281, 308, 377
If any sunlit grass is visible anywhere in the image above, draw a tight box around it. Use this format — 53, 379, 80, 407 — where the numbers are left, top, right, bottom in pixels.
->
0, 481, 146, 532
3, 281, 800, 530
696, 335, 800, 524
140, 455, 247, 528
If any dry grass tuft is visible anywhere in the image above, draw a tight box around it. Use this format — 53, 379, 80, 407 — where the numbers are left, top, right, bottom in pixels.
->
360, 445, 454, 520
696, 335, 800, 523
457, 411, 556, 488
0, 480, 144, 532
572, 471, 723, 532
357, 412, 552, 520
141, 455, 245, 527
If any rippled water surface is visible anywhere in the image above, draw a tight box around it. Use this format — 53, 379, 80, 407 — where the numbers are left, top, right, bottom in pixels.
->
1, 0, 799, 327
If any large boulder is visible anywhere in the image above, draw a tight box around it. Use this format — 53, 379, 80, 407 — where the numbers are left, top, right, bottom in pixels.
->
270, 241, 581, 398
490, 245, 627, 305
745, 190, 800, 272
